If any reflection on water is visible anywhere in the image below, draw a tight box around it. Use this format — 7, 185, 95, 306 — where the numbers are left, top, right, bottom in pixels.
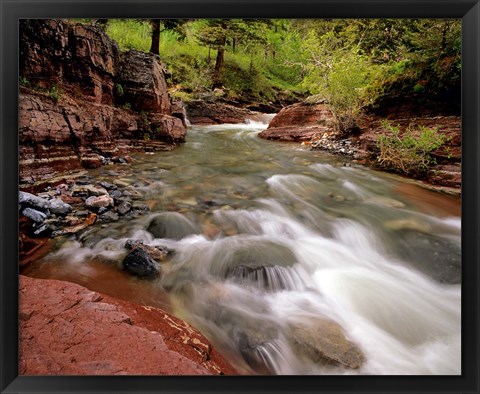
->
23, 119, 461, 375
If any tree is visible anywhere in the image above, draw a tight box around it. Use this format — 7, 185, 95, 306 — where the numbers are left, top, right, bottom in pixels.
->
149, 19, 188, 56
194, 19, 269, 89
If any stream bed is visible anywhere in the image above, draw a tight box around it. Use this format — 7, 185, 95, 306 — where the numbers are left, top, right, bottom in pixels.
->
23, 119, 461, 375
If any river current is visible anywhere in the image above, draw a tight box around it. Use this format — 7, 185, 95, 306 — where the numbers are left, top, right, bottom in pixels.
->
24, 117, 461, 375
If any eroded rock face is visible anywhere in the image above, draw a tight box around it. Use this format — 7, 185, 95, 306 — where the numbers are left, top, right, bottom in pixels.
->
19, 275, 236, 375
19, 19, 186, 189
118, 50, 171, 114
258, 101, 336, 142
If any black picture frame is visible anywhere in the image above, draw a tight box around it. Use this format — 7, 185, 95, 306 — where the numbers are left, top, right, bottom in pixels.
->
1, 0, 478, 393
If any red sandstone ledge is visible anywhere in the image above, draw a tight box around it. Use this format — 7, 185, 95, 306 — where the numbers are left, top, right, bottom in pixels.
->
19, 275, 237, 375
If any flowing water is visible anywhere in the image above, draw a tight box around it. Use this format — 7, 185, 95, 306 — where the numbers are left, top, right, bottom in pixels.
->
23, 117, 461, 375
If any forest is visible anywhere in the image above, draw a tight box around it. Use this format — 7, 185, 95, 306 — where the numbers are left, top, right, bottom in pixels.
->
104, 18, 461, 121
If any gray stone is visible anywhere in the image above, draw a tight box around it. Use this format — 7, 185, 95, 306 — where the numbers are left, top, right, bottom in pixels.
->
147, 212, 198, 240
19, 191, 50, 211
22, 207, 48, 223
48, 198, 72, 215
117, 201, 132, 215
100, 211, 119, 222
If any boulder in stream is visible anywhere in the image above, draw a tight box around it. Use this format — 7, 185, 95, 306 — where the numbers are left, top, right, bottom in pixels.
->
122, 247, 161, 279
289, 318, 364, 369
147, 212, 198, 240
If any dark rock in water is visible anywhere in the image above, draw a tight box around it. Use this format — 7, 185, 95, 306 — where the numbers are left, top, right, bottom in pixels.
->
290, 318, 364, 369
33, 223, 53, 236
99, 181, 117, 190
97, 207, 108, 215
110, 190, 123, 200
147, 212, 198, 240
117, 201, 132, 215
393, 231, 461, 284
75, 177, 93, 185
124, 239, 172, 261
100, 210, 119, 222
22, 207, 48, 223
122, 248, 161, 279
125, 239, 144, 250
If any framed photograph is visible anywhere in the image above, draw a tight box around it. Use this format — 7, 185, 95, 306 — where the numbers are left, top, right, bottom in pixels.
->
1, 0, 479, 393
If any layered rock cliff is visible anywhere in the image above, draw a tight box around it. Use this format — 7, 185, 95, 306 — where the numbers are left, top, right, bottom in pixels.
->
19, 19, 186, 190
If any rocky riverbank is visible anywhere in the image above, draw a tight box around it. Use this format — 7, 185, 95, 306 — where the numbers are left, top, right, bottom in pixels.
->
259, 99, 461, 196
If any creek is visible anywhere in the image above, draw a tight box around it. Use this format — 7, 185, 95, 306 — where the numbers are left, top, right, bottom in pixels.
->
23, 117, 461, 375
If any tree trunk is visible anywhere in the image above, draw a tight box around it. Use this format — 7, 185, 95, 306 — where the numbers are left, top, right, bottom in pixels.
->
150, 19, 160, 56
212, 26, 227, 89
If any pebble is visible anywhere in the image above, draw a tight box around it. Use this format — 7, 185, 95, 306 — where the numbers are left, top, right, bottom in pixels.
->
85, 195, 114, 208
117, 201, 132, 215
100, 211, 119, 222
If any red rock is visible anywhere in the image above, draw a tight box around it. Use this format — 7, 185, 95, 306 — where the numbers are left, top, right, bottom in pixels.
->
259, 102, 336, 142
19, 275, 237, 375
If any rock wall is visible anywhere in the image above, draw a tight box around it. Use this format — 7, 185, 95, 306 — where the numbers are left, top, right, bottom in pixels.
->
19, 19, 186, 190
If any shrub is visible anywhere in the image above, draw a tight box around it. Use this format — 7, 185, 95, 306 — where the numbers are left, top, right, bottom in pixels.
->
49, 84, 62, 103
377, 120, 446, 176
19, 77, 30, 87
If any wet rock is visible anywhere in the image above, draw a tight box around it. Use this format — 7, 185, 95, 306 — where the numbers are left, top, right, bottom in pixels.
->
125, 239, 171, 261
110, 189, 123, 200
33, 223, 53, 236
384, 218, 432, 233
113, 179, 130, 188
290, 318, 364, 369
99, 181, 117, 190
85, 195, 114, 208
122, 248, 161, 278
117, 201, 132, 215
99, 210, 119, 222
22, 207, 48, 223
97, 207, 108, 215
147, 212, 198, 240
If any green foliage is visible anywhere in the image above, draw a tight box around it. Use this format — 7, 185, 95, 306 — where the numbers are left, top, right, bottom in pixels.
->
115, 83, 124, 96
377, 120, 446, 176
49, 84, 62, 103
122, 102, 132, 110
19, 77, 30, 87
300, 30, 383, 133
106, 19, 150, 52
